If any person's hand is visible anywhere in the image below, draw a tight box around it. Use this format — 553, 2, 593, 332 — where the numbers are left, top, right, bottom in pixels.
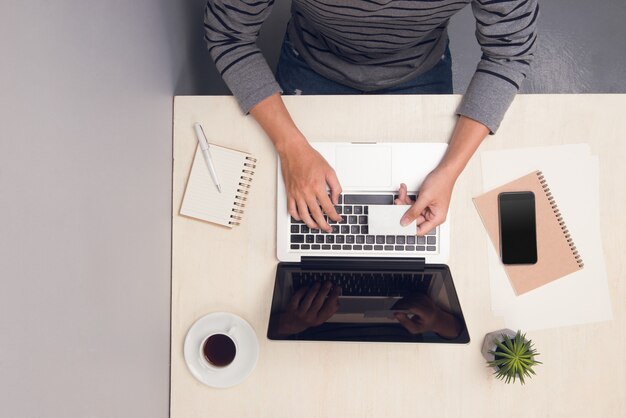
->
279, 138, 342, 233
393, 294, 462, 339
276, 281, 341, 335
397, 167, 456, 236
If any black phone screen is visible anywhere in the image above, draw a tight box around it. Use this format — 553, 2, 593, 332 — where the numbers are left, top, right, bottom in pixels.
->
498, 192, 538, 265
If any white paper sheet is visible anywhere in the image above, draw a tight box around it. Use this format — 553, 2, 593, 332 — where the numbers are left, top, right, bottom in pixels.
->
480, 145, 613, 330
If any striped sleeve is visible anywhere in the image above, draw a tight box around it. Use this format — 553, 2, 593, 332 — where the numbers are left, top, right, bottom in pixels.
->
457, 0, 539, 133
204, 0, 282, 114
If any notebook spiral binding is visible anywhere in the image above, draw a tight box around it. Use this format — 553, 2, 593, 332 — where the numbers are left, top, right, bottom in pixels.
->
229, 156, 257, 226
537, 171, 584, 268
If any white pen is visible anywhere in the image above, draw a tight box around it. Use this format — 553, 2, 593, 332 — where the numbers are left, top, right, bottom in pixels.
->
193, 123, 222, 193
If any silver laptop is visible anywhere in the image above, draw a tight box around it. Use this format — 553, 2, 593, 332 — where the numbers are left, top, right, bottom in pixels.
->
276, 142, 450, 264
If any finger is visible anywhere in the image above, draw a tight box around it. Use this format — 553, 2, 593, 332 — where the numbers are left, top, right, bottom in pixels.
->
326, 170, 343, 205
299, 282, 321, 312
398, 183, 408, 202
297, 199, 319, 229
307, 196, 331, 232
288, 198, 299, 221
415, 207, 444, 235
317, 190, 341, 222
399, 183, 413, 205
400, 195, 429, 227
287, 287, 308, 311
394, 312, 420, 334
318, 285, 341, 320
309, 281, 332, 314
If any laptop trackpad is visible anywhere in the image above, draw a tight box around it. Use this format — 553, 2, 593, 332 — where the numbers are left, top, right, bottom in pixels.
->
335, 145, 392, 189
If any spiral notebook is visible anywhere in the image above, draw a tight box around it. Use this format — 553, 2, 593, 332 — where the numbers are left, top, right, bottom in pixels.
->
180, 144, 257, 227
473, 170, 584, 295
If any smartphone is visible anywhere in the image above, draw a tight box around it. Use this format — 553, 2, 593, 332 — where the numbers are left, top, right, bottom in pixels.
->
498, 191, 538, 265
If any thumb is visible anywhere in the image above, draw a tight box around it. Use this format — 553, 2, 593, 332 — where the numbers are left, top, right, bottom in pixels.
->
400, 194, 429, 227
326, 170, 343, 205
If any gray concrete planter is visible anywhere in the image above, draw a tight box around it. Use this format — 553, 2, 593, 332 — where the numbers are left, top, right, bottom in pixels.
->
481, 328, 518, 371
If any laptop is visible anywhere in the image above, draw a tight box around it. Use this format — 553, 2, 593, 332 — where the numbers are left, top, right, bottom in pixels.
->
268, 143, 469, 343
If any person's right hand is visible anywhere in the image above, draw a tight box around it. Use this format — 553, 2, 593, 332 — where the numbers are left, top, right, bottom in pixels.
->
278, 138, 342, 232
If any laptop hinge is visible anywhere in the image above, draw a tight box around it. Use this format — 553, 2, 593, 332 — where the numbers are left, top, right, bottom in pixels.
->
300, 257, 425, 271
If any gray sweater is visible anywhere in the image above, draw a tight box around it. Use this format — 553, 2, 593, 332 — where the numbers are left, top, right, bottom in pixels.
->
204, 0, 538, 133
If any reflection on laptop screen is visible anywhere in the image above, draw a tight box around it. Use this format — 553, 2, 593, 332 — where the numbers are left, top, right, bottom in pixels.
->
267, 262, 469, 344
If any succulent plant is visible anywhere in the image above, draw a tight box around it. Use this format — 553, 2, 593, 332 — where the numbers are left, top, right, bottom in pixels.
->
488, 330, 541, 384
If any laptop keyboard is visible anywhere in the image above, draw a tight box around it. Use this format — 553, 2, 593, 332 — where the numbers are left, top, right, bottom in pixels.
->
291, 271, 432, 297
289, 193, 438, 253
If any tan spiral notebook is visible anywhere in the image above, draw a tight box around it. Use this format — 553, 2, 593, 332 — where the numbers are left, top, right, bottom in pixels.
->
180, 144, 257, 227
473, 170, 584, 295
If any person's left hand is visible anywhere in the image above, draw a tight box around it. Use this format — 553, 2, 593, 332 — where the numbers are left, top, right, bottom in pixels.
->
397, 167, 456, 236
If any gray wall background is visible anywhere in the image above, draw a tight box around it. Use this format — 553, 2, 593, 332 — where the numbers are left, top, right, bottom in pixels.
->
0, 1, 624, 417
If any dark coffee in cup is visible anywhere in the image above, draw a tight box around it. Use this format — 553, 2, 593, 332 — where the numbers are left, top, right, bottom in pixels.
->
202, 333, 236, 367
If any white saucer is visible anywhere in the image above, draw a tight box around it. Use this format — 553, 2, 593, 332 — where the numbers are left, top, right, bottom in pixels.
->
184, 312, 259, 388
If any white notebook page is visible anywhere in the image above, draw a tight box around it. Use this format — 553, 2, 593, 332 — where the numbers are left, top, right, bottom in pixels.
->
180, 144, 251, 227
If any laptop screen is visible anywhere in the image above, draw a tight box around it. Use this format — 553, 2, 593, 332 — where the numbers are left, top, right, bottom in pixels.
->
267, 261, 469, 343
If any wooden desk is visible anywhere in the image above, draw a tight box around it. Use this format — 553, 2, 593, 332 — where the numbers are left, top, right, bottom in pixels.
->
171, 95, 625, 418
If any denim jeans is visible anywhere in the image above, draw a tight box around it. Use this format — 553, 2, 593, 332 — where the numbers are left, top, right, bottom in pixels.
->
275, 35, 453, 95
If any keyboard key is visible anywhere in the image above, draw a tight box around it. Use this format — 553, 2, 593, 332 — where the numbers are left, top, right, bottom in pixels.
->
396, 236, 405, 244
312, 244, 321, 250
417, 236, 426, 245
366, 235, 375, 244
337, 195, 342, 204
311, 228, 320, 234
407, 236, 416, 244
374, 245, 383, 250
417, 246, 425, 251
427, 236, 436, 245
334, 206, 342, 214
386, 236, 395, 244
291, 225, 300, 233
356, 235, 365, 244
301, 244, 310, 250
426, 229, 437, 236
290, 244, 299, 249
354, 206, 363, 214
344, 206, 353, 214
406, 245, 415, 251
331, 225, 339, 234
306, 235, 314, 243
316, 235, 324, 243
353, 245, 363, 250
342, 245, 352, 250
395, 245, 404, 251
358, 216, 368, 224
291, 216, 303, 224
348, 215, 357, 224
376, 235, 385, 244
338, 217, 347, 224
326, 235, 335, 243
384, 245, 394, 251
344, 194, 394, 205
346, 235, 355, 244
364, 245, 373, 250
300, 225, 309, 233
427, 246, 436, 251
336, 235, 345, 243
340, 225, 350, 234
332, 245, 341, 250
360, 225, 368, 234
322, 245, 331, 250
350, 225, 360, 234
291, 235, 304, 243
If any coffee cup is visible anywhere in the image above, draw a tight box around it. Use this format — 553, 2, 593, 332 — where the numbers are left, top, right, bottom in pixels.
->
199, 327, 238, 369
